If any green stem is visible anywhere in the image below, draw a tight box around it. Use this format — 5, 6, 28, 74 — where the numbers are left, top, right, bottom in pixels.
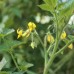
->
43, 36, 48, 74
9, 51, 20, 71
44, 36, 48, 65
47, 43, 54, 54
35, 31, 48, 74
55, 39, 74, 56
43, 54, 55, 74
43, 11, 59, 74
35, 30, 44, 48
43, 38, 58, 74
52, 11, 59, 54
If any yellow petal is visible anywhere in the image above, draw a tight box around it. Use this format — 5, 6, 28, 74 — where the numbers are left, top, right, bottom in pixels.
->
17, 29, 23, 39
47, 35, 51, 42
47, 35, 54, 43
61, 31, 66, 39
28, 22, 36, 31
22, 29, 30, 37
17, 35, 21, 39
17, 29, 23, 35
17, 29, 19, 34
68, 43, 73, 49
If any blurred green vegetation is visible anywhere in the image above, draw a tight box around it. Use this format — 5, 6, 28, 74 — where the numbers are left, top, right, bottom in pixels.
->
0, 0, 74, 74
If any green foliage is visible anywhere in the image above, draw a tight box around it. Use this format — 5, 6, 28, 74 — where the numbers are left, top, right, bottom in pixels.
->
43, 0, 57, 8
0, 40, 23, 52
0, 28, 14, 37
38, 4, 53, 12
0, 0, 74, 74
39, 0, 74, 74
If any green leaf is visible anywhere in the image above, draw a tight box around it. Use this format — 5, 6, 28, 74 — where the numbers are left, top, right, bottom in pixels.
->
3, 28, 15, 36
0, 40, 24, 52
0, 57, 7, 70
10, 8, 22, 18
39, 0, 58, 13
59, 0, 74, 19
0, 28, 15, 37
19, 62, 34, 71
43, 0, 57, 8
57, 2, 66, 10
38, 4, 53, 12
57, 0, 74, 30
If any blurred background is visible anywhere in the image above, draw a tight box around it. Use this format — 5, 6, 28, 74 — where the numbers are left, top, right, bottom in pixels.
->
0, 0, 74, 74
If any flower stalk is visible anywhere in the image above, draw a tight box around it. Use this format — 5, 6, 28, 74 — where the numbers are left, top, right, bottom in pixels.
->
9, 51, 20, 71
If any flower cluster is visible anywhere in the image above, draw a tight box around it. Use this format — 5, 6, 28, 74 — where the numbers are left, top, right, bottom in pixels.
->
17, 22, 36, 39
61, 31, 73, 49
47, 31, 73, 49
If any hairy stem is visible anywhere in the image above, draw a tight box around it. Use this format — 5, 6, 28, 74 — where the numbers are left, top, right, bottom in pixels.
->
9, 51, 20, 71
43, 11, 59, 74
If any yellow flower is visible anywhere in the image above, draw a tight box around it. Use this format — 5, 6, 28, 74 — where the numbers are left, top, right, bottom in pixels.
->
17, 22, 36, 39
68, 43, 73, 49
28, 22, 36, 31
22, 29, 31, 37
61, 31, 66, 39
47, 35, 54, 43
17, 29, 23, 39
